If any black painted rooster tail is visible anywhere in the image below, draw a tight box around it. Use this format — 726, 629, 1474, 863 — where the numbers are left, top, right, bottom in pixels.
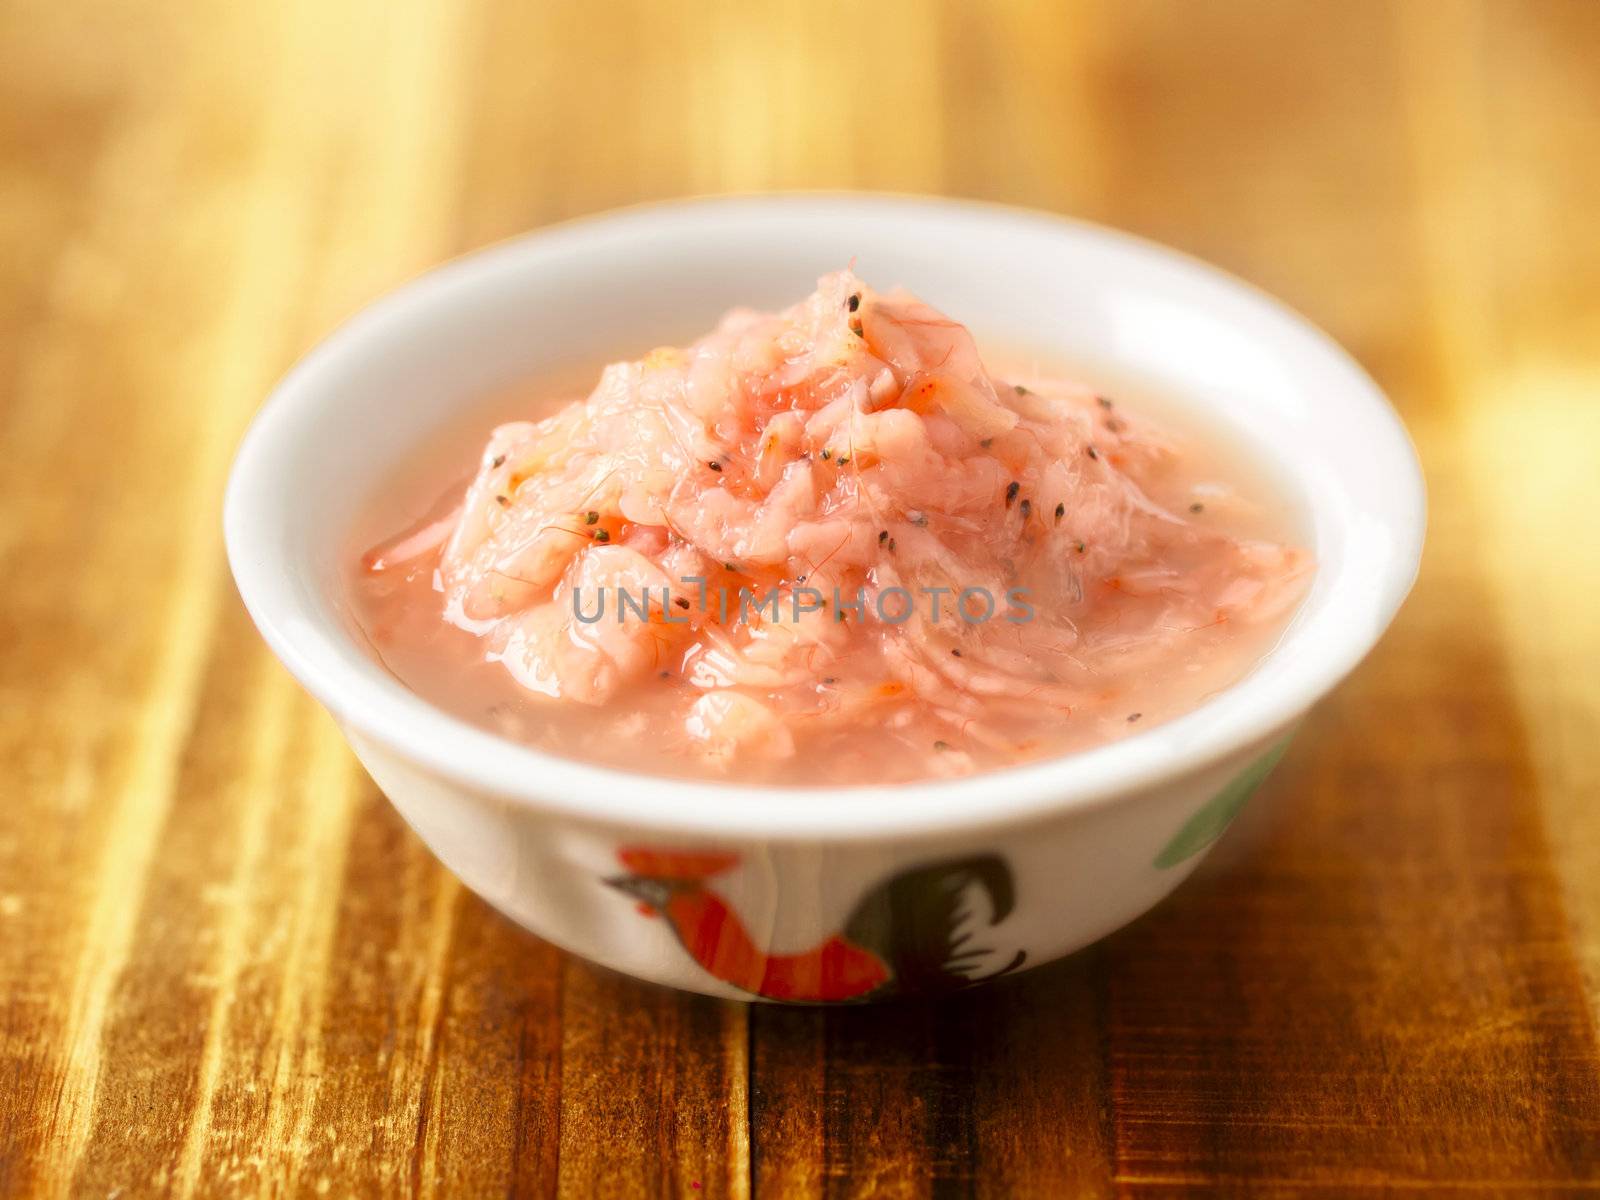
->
842, 853, 1027, 993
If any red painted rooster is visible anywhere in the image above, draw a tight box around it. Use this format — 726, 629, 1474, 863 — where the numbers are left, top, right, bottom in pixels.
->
605, 848, 1027, 1002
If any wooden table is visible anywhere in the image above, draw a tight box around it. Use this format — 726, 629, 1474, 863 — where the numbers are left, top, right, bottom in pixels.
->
4, 1, 1599, 1194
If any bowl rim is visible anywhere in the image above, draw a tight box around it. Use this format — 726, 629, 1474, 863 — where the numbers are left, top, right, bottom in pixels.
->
224, 192, 1426, 840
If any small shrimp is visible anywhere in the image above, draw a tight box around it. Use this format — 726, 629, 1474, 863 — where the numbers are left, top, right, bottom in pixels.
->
443, 422, 541, 567
493, 545, 689, 706
685, 691, 796, 765
362, 504, 461, 572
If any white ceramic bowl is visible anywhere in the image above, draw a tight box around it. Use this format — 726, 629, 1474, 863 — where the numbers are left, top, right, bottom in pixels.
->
225, 195, 1424, 1003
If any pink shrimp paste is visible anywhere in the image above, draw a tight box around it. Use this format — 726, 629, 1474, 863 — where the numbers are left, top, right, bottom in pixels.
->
353, 272, 1312, 785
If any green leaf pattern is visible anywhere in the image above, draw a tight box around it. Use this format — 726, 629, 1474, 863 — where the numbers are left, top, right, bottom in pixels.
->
1154, 736, 1294, 869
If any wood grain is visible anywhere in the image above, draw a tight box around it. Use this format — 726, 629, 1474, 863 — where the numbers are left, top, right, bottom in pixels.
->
3, 0, 1600, 1194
